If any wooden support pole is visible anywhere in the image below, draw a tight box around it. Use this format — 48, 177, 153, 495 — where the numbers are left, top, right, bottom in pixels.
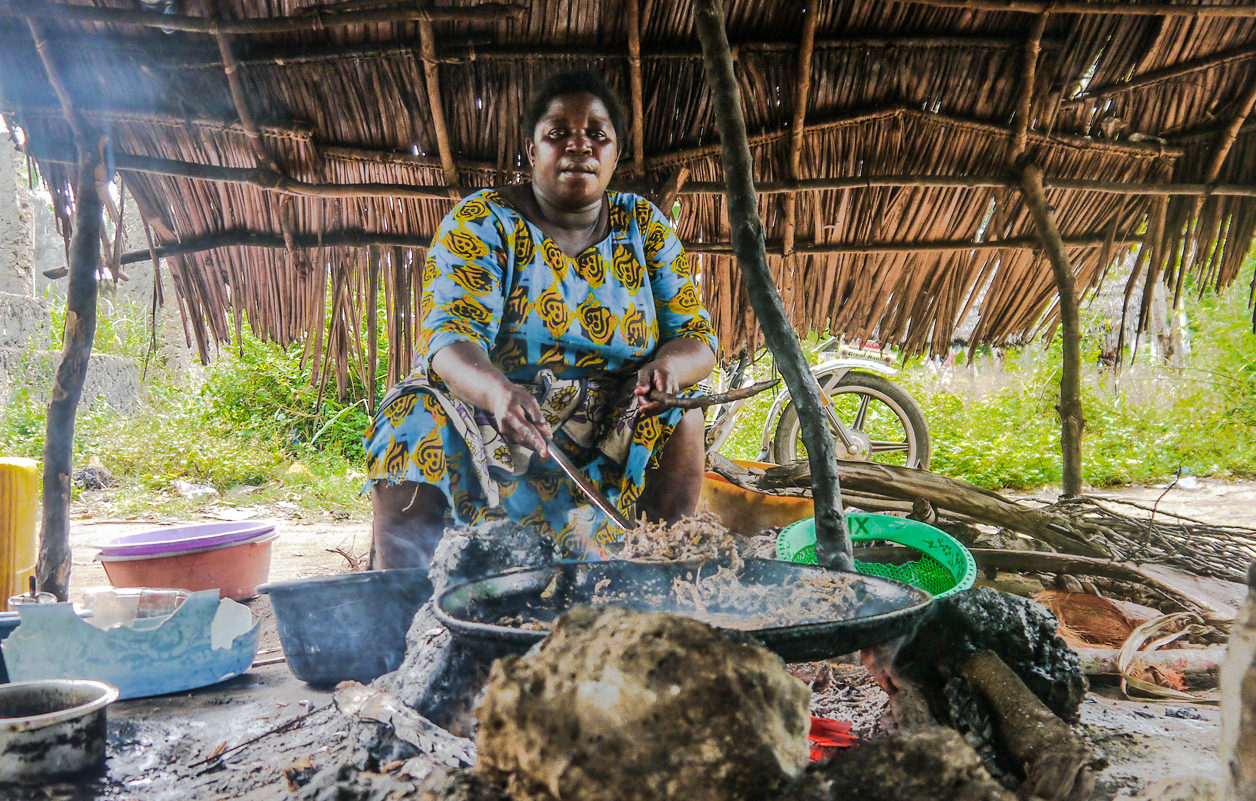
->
1203, 77, 1256, 184
900, 0, 1256, 17
367, 245, 380, 417
0, 1, 527, 33
781, 2, 818, 258
418, 19, 461, 198
26, 15, 103, 600
626, 0, 645, 176
38, 144, 104, 600
1020, 164, 1085, 497
693, 0, 851, 570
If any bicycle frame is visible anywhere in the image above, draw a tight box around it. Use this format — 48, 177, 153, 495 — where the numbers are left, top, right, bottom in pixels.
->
704, 356, 899, 461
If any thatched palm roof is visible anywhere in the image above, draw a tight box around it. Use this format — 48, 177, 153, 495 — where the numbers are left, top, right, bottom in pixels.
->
2, 0, 1255, 393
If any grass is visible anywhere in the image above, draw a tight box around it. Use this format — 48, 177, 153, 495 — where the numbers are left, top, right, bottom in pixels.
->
717, 263, 1256, 491
3, 260, 1254, 510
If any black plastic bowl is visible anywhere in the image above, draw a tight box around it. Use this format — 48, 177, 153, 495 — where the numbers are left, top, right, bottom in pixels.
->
258, 568, 433, 686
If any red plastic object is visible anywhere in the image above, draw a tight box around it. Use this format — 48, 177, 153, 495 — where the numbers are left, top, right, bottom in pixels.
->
97, 534, 276, 601
808, 716, 856, 761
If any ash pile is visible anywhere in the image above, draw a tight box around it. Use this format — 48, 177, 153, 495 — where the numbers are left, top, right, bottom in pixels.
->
282, 516, 1114, 801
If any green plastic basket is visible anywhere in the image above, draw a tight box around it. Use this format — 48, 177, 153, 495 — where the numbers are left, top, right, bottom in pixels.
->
776, 513, 977, 599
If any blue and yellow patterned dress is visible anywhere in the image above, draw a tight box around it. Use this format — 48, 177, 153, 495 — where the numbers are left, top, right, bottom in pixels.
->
364, 189, 718, 560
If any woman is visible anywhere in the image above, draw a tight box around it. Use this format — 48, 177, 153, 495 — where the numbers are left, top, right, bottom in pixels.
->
364, 71, 718, 569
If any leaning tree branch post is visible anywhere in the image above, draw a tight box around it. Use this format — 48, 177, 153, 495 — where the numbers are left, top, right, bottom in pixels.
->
1020, 164, 1085, 497
27, 16, 105, 599
693, 0, 852, 570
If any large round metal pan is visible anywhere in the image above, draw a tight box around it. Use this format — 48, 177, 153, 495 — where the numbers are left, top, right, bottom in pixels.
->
434, 558, 933, 663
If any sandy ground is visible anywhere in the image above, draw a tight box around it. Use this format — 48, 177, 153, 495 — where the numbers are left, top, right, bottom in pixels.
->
11, 479, 1254, 800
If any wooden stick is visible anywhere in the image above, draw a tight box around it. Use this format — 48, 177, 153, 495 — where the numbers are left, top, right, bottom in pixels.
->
1064, 41, 1256, 107
899, 0, 1256, 17
120, 230, 432, 265
967, 549, 1222, 620
647, 378, 779, 409
694, 0, 851, 571
0, 1, 527, 33
627, 0, 645, 177
781, 2, 818, 258
37, 144, 104, 600
686, 234, 1141, 255
1009, 14, 1048, 164
214, 27, 286, 176
418, 19, 460, 199
366, 245, 380, 417
1203, 76, 1256, 183
651, 165, 689, 213
716, 453, 1110, 557
1020, 164, 1085, 497
118, 231, 1140, 265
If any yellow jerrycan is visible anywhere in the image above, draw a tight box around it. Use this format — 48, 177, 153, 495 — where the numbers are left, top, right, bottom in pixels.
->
0, 458, 39, 604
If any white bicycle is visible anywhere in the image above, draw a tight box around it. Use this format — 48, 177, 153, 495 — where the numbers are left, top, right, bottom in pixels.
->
704, 339, 931, 469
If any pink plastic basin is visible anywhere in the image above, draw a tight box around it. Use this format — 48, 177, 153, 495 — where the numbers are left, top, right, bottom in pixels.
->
97, 534, 276, 601
92, 521, 274, 557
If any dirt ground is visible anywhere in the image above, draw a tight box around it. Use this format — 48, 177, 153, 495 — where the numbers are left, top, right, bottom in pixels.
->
13, 478, 1255, 800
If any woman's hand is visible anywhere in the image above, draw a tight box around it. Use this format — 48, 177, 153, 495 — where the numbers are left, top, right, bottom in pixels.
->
431, 341, 551, 457
633, 338, 717, 417
634, 359, 680, 417
490, 383, 552, 458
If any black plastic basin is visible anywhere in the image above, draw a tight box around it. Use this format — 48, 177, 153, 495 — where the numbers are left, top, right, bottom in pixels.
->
258, 568, 433, 686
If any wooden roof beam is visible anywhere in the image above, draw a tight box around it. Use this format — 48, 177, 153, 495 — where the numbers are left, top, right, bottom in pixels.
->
627, 0, 645, 176
0, 1, 526, 34
1064, 41, 1256, 108
118, 229, 1143, 265
688, 234, 1141, 255
899, 0, 1256, 17
27, 142, 1252, 198
213, 25, 286, 176
645, 106, 1182, 169
418, 19, 460, 198
2, 101, 314, 139
781, 2, 818, 258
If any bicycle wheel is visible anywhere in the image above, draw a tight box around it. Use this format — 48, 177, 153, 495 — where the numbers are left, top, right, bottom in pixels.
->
771, 372, 931, 469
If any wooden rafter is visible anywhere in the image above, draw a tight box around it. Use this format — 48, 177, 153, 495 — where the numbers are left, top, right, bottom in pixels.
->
0, 1, 526, 33
1008, 13, 1048, 164
1064, 41, 1256, 107
900, 0, 1256, 17
781, 2, 818, 258
418, 19, 459, 198
214, 26, 285, 176
627, 0, 645, 176
31, 142, 1250, 200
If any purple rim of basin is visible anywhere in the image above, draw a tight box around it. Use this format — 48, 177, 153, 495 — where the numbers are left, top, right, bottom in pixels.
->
93, 521, 275, 557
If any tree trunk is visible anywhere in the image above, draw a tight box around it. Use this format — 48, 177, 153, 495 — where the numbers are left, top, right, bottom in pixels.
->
692, 0, 851, 570
38, 140, 104, 600
1020, 164, 1085, 497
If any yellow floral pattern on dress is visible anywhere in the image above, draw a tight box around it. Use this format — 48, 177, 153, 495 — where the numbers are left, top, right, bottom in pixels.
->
541, 238, 569, 282
370, 189, 719, 562
415, 427, 446, 483
576, 296, 618, 345
611, 243, 644, 292
574, 250, 605, 287
620, 304, 648, 348
536, 283, 574, 338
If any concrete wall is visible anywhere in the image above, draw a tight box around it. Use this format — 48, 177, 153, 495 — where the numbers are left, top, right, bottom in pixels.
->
0, 135, 153, 411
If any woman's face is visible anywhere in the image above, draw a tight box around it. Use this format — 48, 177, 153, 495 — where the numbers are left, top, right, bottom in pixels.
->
527, 92, 619, 210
